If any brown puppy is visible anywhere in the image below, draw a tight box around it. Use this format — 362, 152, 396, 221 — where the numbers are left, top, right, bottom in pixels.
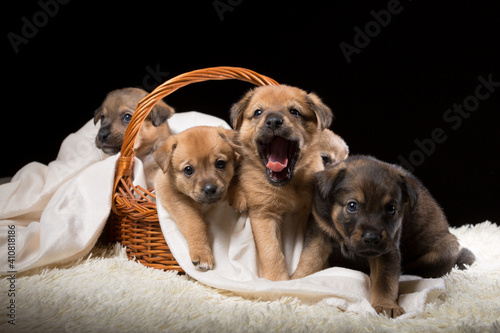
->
228, 128, 349, 213
318, 129, 349, 167
230, 84, 333, 281
292, 155, 475, 317
94, 87, 175, 188
154, 126, 238, 271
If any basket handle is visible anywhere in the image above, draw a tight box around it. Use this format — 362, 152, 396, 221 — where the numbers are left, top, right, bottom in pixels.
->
114, 66, 279, 189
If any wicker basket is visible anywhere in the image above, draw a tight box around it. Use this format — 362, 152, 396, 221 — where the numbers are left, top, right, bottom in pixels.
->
105, 66, 279, 272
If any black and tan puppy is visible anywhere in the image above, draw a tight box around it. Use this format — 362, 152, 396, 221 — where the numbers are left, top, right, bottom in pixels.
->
154, 126, 238, 271
230, 84, 333, 281
94, 87, 175, 188
292, 155, 475, 317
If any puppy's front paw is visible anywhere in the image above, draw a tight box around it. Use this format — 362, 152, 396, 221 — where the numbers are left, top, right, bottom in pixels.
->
373, 304, 405, 318
190, 249, 214, 272
228, 190, 248, 212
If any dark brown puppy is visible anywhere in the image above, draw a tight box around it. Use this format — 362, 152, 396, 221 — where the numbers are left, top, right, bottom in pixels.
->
230, 84, 333, 281
94, 87, 175, 188
154, 126, 239, 271
292, 155, 475, 317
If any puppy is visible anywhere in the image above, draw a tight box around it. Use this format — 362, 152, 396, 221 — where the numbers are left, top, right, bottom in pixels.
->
292, 155, 475, 317
154, 126, 238, 271
230, 84, 333, 281
228, 128, 349, 213
318, 129, 349, 167
94, 87, 175, 188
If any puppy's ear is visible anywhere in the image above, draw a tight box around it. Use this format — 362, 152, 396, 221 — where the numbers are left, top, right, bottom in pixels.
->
153, 137, 177, 173
150, 100, 175, 126
305, 93, 334, 130
230, 89, 255, 130
399, 174, 419, 212
315, 167, 346, 201
314, 167, 346, 225
316, 164, 346, 200
94, 106, 103, 125
218, 128, 241, 150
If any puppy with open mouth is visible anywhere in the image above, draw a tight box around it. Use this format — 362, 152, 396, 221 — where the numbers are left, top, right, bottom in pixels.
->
94, 87, 175, 188
230, 84, 334, 281
292, 155, 476, 317
154, 126, 239, 271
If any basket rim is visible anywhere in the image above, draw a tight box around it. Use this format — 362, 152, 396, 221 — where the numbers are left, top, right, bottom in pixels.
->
113, 66, 279, 192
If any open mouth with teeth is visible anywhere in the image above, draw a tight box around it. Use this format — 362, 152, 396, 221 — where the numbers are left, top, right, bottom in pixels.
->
258, 136, 300, 185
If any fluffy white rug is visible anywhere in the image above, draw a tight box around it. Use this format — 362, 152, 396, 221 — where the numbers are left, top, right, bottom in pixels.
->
1, 221, 499, 333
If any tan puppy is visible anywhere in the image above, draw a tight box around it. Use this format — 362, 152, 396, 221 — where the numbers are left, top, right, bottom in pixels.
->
94, 87, 175, 188
292, 155, 475, 317
230, 84, 333, 281
154, 126, 238, 271
229, 128, 349, 212
318, 129, 349, 167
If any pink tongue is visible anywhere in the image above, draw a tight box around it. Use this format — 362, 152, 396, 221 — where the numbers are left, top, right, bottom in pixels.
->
267, 160, 288, 172
266, 137, 288, 172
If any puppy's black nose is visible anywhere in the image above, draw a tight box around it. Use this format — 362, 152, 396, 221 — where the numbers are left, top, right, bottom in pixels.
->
363, 232, 381, 245
98, 129, 111, 142
202, 184, 218, 197
266, 115, 283, 130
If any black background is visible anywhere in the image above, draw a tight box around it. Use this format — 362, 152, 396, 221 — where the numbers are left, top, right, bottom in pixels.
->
4, 1, 499, 227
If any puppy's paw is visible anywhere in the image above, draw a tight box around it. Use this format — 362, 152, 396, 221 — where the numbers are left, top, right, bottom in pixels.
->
228, 190, 248, 212
373, 304, 405, 318
190, 250, 215, 272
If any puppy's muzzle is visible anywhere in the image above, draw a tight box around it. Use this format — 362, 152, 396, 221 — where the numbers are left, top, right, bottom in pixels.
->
352, 231, 391, 257
266, 115, 283, 130
95, 127, 121, 155
363, 232, 381, 246
197, 183, 224, 204
257, 113, 300, 186
97, 128, 111, 143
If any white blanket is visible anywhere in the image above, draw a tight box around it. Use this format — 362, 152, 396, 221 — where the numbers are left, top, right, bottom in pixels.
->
0, 112, 444, 318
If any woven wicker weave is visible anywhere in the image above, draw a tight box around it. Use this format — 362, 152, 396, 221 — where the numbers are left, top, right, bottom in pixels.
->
106, 66, 279, 271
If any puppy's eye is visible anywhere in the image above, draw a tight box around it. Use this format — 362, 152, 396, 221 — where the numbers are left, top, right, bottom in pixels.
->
386, 204, 396, 215
183, 166, 194, 176
346, 201, 359, 213
290, 108, 301, 117
100, 115, 105, 121
321, 154, 332, 166
215, 160, 226, 169
122, 113, 132, 123
254, 109, 263, 118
